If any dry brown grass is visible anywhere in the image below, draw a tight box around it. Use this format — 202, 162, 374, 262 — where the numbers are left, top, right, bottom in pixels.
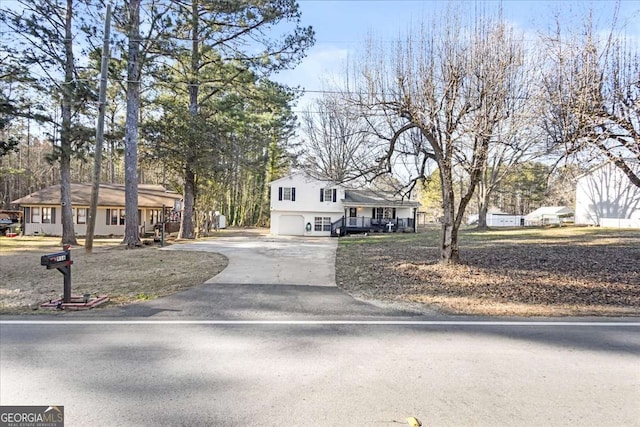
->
0, 236, 227, 314
4, 227, 638, 317
337, 226, 640, 317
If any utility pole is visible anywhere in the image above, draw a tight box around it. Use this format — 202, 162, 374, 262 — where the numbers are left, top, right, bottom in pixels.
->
85, 4, 111, 253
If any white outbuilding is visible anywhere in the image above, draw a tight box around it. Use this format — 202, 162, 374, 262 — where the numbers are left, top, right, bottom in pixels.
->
524, 206, 574, 226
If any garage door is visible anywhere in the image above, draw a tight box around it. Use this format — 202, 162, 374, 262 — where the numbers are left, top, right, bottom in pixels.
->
278, 215, 304, 236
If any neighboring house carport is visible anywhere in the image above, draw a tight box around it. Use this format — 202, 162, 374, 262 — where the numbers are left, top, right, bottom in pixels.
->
524, 206, 574, 226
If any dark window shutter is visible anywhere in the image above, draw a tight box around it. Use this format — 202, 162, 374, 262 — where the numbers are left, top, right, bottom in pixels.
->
106, 209, 110, 225
278, 187, 283, 201
372, 208, 376, 218
320, 189, 324, 202
332, 189, 337, 202
392, 208, 396, 219
291, 188, 296, 201
51, 207, 56, 224
25, 207, 30, 224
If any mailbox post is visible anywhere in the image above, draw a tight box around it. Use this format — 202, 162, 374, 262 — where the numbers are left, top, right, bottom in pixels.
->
40, 245, 73, 303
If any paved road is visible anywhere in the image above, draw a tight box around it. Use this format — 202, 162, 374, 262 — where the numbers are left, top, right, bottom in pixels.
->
1, 321, 638, 426
1, 236, 639, 425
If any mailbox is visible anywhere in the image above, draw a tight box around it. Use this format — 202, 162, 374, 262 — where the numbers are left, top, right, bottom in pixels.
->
40, 251, 72, 269
40, 246, 73, 303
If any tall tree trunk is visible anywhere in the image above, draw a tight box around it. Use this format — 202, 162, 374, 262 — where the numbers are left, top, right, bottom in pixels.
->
123, 0, 141, 247
86, 4, 111, 253
477, 173, 489, 229
439, 166, 459, 264
60, 0, 77, 246
109, 138, 115, 183
179, 0, 199, 240
180, 162, 196, 238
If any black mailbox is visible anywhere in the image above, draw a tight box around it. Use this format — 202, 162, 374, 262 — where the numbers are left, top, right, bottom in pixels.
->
40, 246, 73, 303
40, 251, 72, 268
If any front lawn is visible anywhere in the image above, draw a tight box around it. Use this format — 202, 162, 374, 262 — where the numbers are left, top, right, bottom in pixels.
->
336, 227, 640, 316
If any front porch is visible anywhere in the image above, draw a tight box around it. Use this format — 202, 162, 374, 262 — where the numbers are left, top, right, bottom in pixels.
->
331, 216, 416, 236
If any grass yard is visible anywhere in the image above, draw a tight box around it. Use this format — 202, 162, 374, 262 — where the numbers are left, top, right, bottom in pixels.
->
336, 226, 640, 317
2, 227, 638, 317
0, 237, 227, 314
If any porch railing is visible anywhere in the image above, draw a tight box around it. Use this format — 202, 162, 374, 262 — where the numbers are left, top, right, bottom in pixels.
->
332, 216, 416, 236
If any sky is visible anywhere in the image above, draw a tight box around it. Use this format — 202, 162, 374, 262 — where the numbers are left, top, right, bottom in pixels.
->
271, 0, 640, 112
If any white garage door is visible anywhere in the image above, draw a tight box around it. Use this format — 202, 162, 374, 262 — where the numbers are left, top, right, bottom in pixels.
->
278, 215, 305, 236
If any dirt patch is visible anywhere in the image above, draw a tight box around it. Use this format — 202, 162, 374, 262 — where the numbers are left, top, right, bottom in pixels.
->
336, 227, 640, 317
0, 237, 227, 314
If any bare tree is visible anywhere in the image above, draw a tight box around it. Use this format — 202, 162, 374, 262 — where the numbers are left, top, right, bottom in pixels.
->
346, 12, 527, 263
471, 42, 546, 228
540, 9, 640, 188
299, 94, 373, 183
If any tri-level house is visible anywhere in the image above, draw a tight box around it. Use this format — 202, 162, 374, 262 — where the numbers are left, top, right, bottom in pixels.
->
269, 173, 420, 236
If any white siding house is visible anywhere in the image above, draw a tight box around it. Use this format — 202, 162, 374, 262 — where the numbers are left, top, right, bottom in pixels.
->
270, 173, 420, 236
575, 161, 640, 227
270, 173, 345, 236
11, 184, 182, 237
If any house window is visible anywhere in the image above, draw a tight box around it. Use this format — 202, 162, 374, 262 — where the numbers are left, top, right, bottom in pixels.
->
149, 209, 161, 225
314, 216, 331, 231
106, 209, 119, 225
320, 188, 337, 202
31, 207, 40, 223
119, 209, 126, 225
375, 208, 396, 220
77, 208, 87, 224
42, 207, 52, 223
278, 186, 296, 201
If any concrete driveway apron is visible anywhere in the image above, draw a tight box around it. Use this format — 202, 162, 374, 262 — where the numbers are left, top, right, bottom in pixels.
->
164, 235, 337, 287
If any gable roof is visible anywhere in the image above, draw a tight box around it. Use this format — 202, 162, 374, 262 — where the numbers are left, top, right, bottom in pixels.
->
269, 171, 336, 186
269, 173, 420, 207
11, 184, 182, 208
576, 158, 640, 181
343, 190, 420, 207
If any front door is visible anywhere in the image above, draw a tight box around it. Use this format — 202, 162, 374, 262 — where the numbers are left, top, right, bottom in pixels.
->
348, 208, 357, 226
